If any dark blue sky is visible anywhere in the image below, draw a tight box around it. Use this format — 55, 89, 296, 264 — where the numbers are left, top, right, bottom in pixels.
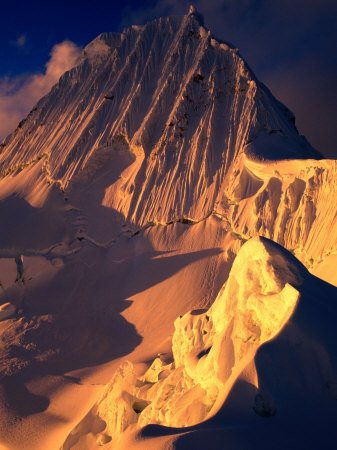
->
1, 0, 134, 76
1, 0, 337, 157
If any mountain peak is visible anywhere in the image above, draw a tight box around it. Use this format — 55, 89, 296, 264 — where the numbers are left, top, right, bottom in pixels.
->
188, 4, 204, 26
0, 8, 320, 227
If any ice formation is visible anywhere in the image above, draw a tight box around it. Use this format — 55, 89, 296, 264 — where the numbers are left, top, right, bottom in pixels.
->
62, 238, 337, 449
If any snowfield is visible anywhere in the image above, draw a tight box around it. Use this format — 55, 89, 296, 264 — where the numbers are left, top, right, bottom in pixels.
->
0, 6, 336, 450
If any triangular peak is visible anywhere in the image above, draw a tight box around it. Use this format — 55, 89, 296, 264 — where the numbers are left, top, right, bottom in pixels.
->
188, 4, 204, 25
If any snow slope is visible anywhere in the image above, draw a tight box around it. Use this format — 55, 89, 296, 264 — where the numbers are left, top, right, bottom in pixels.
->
0, 6, 336, 450
61, 237, 337, 449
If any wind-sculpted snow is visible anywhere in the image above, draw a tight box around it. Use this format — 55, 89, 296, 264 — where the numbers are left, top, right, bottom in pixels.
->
0, 8, 319, 229
0, 9, 328, 274
223, 156, 337, 270
0, 7, 329, 272
61, 237, 337, 449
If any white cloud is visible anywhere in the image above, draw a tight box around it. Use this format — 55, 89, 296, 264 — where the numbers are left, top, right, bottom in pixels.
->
0, 40, 81, 141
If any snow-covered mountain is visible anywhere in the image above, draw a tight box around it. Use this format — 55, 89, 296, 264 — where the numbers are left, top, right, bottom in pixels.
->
0, 6, 336, 450
0, 6, 320, 224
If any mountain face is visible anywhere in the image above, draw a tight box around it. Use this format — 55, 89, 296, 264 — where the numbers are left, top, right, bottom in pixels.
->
0, 7, 336, 450
0, 7, 320, 227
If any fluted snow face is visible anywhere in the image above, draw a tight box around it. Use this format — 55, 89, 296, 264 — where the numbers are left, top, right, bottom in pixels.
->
222, 157, 337, 269
0, 11, 319, 227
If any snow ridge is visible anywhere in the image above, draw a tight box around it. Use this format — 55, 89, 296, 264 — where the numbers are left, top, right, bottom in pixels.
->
62, 237, 337, 448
